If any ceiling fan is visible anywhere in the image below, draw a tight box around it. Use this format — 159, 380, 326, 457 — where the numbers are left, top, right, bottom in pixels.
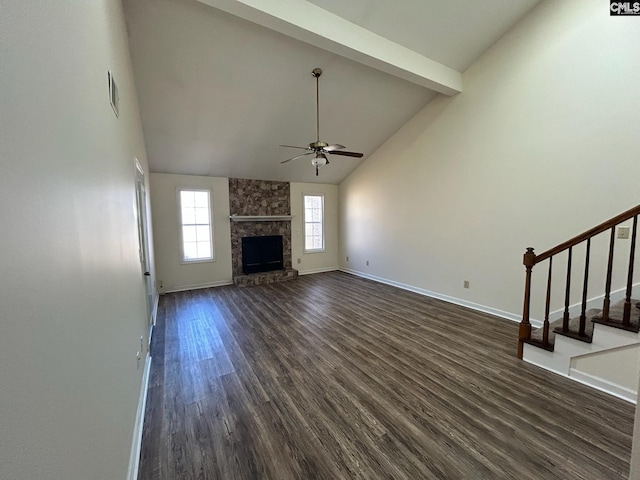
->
280, 68, 363, 176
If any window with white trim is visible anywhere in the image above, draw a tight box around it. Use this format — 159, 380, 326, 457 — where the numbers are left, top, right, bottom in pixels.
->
178, 188, 214, 262
303, 194, 324, 252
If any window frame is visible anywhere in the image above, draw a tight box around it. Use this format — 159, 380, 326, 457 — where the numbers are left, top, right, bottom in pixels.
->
302, 193, 325, 254
176, 187, 215, 264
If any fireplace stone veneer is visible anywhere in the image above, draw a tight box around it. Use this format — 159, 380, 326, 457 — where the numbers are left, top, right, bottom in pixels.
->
229, 178, 297, 286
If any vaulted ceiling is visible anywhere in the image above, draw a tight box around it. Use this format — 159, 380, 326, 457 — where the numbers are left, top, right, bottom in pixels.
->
124, 0, 541, 184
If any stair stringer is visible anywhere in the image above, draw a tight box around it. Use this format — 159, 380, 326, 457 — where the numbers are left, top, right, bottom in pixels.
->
522, 323, 640, 402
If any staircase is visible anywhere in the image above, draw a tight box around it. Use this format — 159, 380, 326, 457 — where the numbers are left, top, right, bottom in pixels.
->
518, 205, 640, 402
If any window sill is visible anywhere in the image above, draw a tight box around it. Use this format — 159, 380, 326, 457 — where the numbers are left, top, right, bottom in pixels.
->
180, 257, 215, 265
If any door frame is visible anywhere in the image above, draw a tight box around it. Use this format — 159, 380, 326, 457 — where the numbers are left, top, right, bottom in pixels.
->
134, 159, 154, 334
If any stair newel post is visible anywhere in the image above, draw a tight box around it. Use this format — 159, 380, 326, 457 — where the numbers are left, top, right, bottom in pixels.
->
543, 257, 553, 347
562, 247, 573, 332
623, 215, 638, 326
579, 238, 591, 337
518, 247, 536, 359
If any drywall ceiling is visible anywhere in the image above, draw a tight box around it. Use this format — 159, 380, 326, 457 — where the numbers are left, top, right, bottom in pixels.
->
306, 0, 541, 72
124, 0, 540, 184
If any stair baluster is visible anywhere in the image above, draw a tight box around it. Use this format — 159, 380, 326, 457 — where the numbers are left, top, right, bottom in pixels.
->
562, 247, 572, 333
579, 238, 591, 337
602, 227, 616, 322
543, 257, 552, 346
623, 215, 638, 326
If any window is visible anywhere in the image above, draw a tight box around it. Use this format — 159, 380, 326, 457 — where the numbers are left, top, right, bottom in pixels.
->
178, 189, 214, 262
303, 194, 324, 252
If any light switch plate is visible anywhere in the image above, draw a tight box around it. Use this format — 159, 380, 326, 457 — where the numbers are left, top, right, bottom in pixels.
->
617, 226, 630, 239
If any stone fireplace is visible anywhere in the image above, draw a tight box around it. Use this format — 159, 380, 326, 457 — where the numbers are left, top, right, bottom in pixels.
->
229, 178, 298, 286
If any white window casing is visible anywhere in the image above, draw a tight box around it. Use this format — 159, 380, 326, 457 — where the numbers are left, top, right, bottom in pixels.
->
303, 193, 324, 253
177, 188, 214, 263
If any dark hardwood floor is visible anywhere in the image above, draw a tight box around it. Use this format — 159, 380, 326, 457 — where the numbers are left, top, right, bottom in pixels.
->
138, 271, 635, 479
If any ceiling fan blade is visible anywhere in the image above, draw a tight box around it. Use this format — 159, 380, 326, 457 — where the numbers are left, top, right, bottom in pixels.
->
325, 150, 364, 158
279, 144, 311, 150
280, 152, 313, 164
323, 144, 345, 151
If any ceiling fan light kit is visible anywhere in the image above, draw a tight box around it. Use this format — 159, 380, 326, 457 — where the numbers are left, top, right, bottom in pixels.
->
312, 152, 328, 167
280, 68, 364, 176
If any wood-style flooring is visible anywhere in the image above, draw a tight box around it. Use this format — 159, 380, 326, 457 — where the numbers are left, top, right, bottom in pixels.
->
138, 271, 635, 479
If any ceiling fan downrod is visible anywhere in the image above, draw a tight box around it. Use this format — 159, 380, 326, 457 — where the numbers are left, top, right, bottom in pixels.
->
312, 68, 322, 143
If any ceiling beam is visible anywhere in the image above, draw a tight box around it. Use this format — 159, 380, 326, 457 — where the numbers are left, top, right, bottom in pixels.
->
197, 0, 462, 95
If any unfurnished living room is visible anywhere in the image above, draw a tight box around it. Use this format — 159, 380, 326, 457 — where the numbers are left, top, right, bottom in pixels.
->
2, 1, 640, 479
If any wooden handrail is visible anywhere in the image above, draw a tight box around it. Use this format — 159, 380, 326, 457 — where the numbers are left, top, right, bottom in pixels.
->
534, 204, 640, 264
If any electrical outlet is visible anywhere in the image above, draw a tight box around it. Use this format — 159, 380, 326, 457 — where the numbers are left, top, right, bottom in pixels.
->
618, 225, 630, 239
297, 258, 301, 264
464, 280, 470, 289
366, 260, 369, 266
346, 256, 349, 262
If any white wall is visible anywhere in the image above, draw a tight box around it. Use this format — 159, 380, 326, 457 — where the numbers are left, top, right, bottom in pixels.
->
0, 2, 153, 480
150, 173, 233, 291
571, 344, 640, 395
291, 182, 340, 274
339, 0, 640, 322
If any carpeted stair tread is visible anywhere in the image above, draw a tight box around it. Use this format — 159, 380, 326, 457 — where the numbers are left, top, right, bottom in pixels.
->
529, 299, 640, 347
591, 300, 640, 332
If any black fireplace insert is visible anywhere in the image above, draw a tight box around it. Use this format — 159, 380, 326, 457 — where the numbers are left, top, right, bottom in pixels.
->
241, 235, 284, 274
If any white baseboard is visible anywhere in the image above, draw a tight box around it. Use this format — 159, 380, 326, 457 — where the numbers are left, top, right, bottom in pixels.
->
164, 279, 233, 294
299, 266, 339, 276
523, 353, 637, 404
165, 270, 342, 289
569, 368, 637, 404
148, 293, 159, 346
339, 267, 528, 326
127, 353, 152, 480
151, 292, 159, 326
